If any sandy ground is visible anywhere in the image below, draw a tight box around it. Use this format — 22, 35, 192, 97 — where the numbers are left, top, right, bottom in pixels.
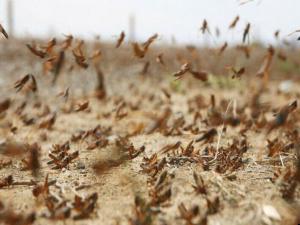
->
0, 40, 300, 225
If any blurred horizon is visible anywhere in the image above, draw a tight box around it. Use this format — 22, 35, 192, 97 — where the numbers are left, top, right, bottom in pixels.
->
0, 0, 300, 45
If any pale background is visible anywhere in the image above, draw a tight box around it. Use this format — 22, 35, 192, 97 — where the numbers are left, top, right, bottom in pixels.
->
0, 0, 299, 44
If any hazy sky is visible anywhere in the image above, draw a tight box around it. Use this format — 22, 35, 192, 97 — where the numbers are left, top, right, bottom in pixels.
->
0, 0, 299, 44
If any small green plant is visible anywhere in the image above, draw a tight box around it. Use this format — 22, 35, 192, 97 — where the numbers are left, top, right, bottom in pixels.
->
169, 78, 182, 92
206, 73, 244, 89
